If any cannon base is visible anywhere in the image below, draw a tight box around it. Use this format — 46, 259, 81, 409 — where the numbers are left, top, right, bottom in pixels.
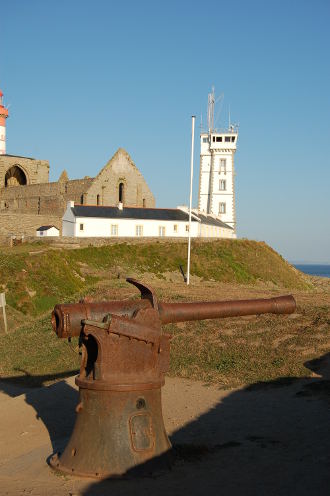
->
49, 386, 171, 479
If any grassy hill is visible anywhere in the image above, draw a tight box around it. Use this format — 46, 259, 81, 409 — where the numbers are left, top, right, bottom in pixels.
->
0, 239, 310, 317
1, 239, 326, 389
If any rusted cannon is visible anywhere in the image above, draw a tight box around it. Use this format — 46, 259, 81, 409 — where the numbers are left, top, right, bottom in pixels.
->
49, 278, 296, 478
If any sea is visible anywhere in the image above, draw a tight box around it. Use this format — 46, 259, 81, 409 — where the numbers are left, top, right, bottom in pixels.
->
293, 264, 330, 278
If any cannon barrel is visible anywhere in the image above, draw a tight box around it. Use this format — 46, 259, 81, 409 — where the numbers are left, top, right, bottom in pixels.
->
52, 294, 296, 338
158, 295, 296, 324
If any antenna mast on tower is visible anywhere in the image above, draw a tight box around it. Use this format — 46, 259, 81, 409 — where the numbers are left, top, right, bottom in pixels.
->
207, 86, 215, 134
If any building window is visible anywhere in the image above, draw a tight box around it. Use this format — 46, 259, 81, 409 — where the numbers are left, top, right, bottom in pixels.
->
119, 182, 124, 203
216, 136, 222, 142
143, 198, 146, 207
225, 136, 231, 142
220, 159, 226, 174
97, 194, 100, 206
219, 180, 226, 191
136, 225, 143, 236
202, 137, 208, 143
159, 226, 166, 237
80, 195, 84, 204
173, 224, 178, 233
231, 136, 236, 142
79, 223, 84, 231
212, 136, 216, 142
185, 225, 189, 232
111, 224, 118, 236
219, 202, 226, 214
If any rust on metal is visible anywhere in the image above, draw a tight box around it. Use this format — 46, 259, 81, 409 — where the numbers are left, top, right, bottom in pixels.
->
49, 278, 296, 479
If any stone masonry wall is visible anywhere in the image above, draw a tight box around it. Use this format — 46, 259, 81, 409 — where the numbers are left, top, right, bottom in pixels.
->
0, 178, 93, 216
0, 155, 49, 186
85, 149, 155, 208
0, 148, 155, 236
0, 213, 62, 237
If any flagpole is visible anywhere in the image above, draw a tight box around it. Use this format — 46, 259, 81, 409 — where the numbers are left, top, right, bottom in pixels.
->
187, 115, 195, 285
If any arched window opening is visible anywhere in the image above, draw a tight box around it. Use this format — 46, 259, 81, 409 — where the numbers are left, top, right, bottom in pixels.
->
5, 166, 27, 187
119, 182, 124, 203
142, 198, 146, 208
80, 195, 84, 205
96, 194, 100, 206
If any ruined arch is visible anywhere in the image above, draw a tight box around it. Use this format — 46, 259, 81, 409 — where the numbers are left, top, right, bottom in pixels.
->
5, 165, 28, 187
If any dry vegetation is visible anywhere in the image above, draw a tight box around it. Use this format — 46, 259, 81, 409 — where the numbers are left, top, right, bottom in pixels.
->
0, 240, 329, 389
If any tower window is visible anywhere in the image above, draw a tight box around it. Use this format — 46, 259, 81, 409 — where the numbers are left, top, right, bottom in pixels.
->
216, 136, 222, 142
231, 136, 236, 142
202, 137, 208, 143
219, 202, 226, 214
219, 180, 226, 191
80, 195, 84, 204
225, 136, 231, 142
119, 182, 124, 203
96, 194, 100, 206
143, 198, 146, 207
220, 159, 227, 174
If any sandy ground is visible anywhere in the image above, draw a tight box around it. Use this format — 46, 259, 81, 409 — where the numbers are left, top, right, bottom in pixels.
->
1, 356, 330, 496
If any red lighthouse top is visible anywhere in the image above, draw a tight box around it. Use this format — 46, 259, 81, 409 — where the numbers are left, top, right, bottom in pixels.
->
0, 89, 9, 118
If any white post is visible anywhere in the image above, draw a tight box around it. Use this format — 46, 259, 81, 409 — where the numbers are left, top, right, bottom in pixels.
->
0, 293, 7, 334
187, 115, 195, 285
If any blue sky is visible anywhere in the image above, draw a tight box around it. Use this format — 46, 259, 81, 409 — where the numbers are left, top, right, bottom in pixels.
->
2, 0, 330, 262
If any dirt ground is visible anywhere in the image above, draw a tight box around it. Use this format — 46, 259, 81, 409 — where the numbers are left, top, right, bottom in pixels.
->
1, 356, 330, 496
0, 276, 329, 495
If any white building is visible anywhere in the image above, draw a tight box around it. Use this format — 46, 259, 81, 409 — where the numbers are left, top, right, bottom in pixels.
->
198, 89, 238, 232
36, 225, 60, 237
62, 201, 235, 239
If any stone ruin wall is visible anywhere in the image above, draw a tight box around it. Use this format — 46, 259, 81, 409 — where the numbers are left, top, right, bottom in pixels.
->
0, 155, 49, 186
0, 149, 156, 237
0, 178, 94, 216
85, 149, 155, 208
0, 213, 62, 237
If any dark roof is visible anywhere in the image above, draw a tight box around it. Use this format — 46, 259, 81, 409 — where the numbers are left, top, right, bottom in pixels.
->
36, 225, 59, 231
196, 213, 233, 229
71, 205, 198, 222
70, 205, 233, 229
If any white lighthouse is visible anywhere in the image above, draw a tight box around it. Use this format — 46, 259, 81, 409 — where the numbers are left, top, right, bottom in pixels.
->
0, 89, 9, 155
198, 89, 238, 232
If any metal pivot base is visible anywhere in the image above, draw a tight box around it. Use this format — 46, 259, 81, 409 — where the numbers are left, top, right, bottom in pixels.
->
49, 387, 171, 479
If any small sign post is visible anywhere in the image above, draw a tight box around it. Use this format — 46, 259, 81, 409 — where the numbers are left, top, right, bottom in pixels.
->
0, 292, 8, 334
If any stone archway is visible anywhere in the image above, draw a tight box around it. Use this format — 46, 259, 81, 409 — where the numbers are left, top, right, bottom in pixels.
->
5, 165, 27, 187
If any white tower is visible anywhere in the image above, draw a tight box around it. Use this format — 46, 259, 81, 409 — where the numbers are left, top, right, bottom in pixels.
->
198, 88, 238, 232
0, 89, 9, 155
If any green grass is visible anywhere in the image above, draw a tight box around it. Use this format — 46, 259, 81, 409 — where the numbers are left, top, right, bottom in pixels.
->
0, 239, 310, 318
0, 239, 323, 389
